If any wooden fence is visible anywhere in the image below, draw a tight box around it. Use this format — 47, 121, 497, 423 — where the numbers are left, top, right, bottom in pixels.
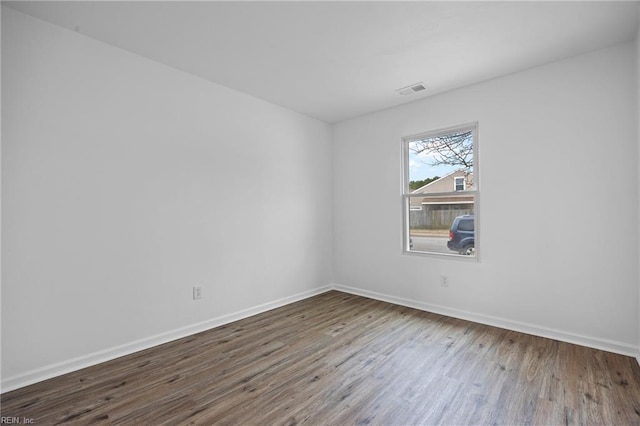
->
409, 204, 473, 230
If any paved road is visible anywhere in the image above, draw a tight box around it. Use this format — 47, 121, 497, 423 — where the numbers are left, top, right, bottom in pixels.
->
411, 236, 452, 254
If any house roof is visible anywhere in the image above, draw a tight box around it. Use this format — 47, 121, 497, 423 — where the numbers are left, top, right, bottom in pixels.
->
411, 169, 474, 194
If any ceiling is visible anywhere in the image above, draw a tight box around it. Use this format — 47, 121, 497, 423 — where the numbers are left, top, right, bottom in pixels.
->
4, 1, 640, 123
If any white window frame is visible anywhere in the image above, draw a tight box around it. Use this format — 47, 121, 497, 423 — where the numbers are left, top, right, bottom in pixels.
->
454, 176, 465, 191
402, 122, 479, 260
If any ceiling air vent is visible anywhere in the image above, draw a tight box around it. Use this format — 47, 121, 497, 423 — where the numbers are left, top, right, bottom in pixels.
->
396, 82, 427, 96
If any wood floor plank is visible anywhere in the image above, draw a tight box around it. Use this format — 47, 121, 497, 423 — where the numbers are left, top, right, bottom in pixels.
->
2, 290, 640, 425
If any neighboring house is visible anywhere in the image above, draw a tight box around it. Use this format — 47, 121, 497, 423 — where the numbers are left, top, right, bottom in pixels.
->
410, 169, 474, 207
410, 170, 474, 229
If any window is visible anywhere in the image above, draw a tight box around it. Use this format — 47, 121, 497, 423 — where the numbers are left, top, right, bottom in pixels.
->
403, 123, 478, 257
457, 218, 474, 232
454, 176, 465, 191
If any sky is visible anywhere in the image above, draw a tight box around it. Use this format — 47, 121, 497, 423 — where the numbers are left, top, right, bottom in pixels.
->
408, 147, 459, 182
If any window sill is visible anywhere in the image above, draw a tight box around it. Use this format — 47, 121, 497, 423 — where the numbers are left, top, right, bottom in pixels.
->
402, 249, 480, 262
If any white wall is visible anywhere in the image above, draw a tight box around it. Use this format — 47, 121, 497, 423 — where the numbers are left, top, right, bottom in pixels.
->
333, 42, 639, 354
636, 5, 640, 363
1, 8, 333, 390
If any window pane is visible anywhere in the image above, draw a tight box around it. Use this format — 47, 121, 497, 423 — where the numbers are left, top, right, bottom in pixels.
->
454, 177, 464, 191
408, 198, 475, 256
407, 130, 473, 192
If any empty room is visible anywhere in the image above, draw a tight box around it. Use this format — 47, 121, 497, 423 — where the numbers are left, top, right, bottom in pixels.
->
2, 1, 640, 424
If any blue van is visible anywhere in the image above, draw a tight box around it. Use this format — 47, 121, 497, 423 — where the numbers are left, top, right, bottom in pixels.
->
447, 215, 475, 255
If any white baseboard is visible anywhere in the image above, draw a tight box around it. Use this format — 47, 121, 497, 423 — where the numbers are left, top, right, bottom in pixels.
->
1, 285, 332, 393
332, 283, 639, 358
3, 283, 637, 393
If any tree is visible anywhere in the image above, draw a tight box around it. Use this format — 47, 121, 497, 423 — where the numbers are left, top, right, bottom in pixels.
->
410, 130, 473, 171
409, 176, 440, 190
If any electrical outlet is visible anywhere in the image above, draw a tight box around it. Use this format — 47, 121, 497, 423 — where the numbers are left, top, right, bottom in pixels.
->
440, 275, 449, 287
193, 286, 203, 300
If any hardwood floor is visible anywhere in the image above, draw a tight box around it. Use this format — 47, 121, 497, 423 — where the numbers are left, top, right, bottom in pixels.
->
2, 290, 640, 425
